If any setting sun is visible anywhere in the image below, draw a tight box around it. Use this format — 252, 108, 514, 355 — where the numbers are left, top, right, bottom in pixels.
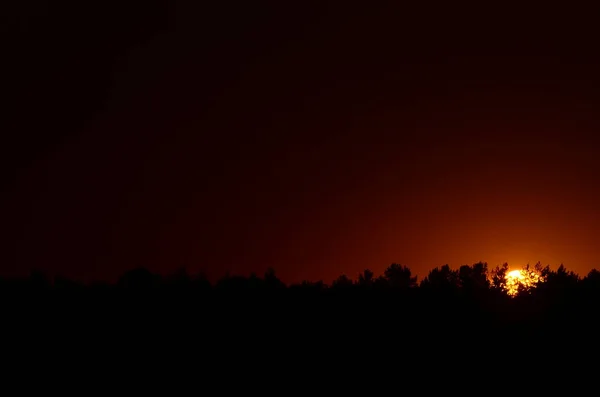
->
505, 270, 524, 296
507, 270, 524, 279
505, 268, 542, 296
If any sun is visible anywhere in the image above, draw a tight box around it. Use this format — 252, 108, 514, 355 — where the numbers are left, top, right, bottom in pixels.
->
507, 269, 524, 280
504, 268, 541, 296
505, 270, 524, 296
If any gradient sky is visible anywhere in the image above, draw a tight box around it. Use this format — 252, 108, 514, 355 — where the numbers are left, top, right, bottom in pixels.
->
3, 1, 600, 283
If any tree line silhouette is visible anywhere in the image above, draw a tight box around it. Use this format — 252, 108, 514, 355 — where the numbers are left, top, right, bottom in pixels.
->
2, 261, 598, 369
3, 261, 597, 297
3, 262, 599, 323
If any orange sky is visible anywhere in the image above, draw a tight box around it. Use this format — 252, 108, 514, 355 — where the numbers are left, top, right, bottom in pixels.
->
3, 2, 600, 283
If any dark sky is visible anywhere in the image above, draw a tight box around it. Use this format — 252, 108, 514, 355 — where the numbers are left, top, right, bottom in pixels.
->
3, 1, 600, 283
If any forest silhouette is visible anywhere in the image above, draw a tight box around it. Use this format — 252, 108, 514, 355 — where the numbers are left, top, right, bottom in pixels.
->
3, 262, 599, 344
3, 261, 599, 378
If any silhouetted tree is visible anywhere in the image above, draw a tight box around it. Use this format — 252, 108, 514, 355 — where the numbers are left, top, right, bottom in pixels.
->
491, 263, 509, 291
264, 267, 285, 289
514, 263, 545, 297
549, 264, 578, 286
582, 269, 600, 302
459, 262, 490, 292
583, 269, 600, 287
421, 265, 459, 291
383, 263, 417, 289
332, 274, 353, 289
357, 269, 374, 287
536, 264, 579, 300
